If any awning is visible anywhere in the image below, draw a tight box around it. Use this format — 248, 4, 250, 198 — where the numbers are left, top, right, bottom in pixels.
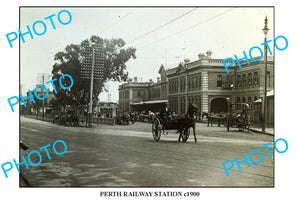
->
130, 100, 167, 112
267, 89, 274, 97
130, 100, 167, 106
254, 98, 262, 103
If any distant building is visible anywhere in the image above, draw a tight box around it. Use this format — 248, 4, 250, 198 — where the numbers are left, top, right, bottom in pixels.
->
21, 89, 56, 115
94, 101, 118, 118
118, 76, 167, 113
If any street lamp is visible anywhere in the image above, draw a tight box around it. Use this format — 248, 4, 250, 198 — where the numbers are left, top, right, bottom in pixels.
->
262, 16, 269, 133
226, 97, 230, 113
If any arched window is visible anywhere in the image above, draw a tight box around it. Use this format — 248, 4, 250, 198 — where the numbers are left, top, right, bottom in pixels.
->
217, 75, 222, 87
242, 97, 246, 103
253, 72, 259, 85
242, 74, 247, 87
248, 96, 252, 110
248, 73, 253, 86
191, 75, 195, 89
236, 97, 241, 110
237, 75, 241, 87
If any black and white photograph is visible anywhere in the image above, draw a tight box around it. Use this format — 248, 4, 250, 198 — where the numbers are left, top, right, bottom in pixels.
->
2, 0, 300, 212
19, 7, 275, 187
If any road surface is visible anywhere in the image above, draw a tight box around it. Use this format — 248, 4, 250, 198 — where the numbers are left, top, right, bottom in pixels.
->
20, 116, 274, 187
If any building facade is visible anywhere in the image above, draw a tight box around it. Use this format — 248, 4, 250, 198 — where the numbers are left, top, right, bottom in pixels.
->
94, 101, 118, 118
118, 51, 274, 124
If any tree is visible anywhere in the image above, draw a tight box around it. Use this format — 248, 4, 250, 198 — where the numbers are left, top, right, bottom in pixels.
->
51, 35, 136, 110
28, 91, 42, 117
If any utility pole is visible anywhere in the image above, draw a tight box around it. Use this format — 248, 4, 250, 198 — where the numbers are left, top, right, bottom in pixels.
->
42, 75, 45, 120
262, 16, 269, 133
88, 48, 95, 126
81, 44, 104, 127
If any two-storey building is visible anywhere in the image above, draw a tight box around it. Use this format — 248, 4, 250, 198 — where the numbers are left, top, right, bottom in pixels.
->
119, 50, 274, 124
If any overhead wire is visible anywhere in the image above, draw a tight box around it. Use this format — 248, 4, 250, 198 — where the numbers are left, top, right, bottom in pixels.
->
126, 8, 197, 45
136, 7, 236, 50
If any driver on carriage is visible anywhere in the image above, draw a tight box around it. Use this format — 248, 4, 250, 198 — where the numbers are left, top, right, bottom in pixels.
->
234, 104, 249, 123
159, 103, 173, 130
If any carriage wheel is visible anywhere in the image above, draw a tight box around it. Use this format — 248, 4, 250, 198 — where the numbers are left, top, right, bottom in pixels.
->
152, 118, 161, 142
182, 128, 190, 142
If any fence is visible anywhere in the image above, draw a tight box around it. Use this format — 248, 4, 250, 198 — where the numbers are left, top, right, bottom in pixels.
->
22, 114, 115, 126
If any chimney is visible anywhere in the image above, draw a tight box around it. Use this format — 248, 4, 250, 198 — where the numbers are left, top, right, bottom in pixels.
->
134, 77, 138, 82
206, 50, 212, 59
157, 77, 160, 82
184, 58, 190, 63
198, 53, 205, 59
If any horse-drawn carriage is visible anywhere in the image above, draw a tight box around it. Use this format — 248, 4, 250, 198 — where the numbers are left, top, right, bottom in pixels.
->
151, 103, 198, 142
202, 112, 227, 127
115, 113, 130, 125
226, 103, 251, 132
53, 112, 79, 126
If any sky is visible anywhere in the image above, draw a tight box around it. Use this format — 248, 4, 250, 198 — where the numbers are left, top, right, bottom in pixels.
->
20, 7, 274, 102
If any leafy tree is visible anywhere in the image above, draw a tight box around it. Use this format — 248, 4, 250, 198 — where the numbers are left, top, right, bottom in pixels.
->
51, 35, 136, 110
27, 90, 42, 117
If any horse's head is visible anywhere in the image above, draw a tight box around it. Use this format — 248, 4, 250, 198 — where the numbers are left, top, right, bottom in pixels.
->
187, 103, 198, 118
201, 111, 208, 118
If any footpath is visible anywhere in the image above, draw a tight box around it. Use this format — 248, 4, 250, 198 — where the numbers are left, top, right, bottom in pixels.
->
23, 114, 274, 136
250, 127, 274, 136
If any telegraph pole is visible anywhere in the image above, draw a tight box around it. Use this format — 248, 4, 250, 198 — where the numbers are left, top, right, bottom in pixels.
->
42, 75, 45, 120
81, 44, 104, 127
88, 48, 95, 126
262, 16, 269, 133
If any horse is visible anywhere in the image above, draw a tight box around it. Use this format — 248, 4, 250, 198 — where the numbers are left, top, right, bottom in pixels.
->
69, 113, 79, 126
52, 112, 79, 126
177, 103, 198, 142
52, 113, 61, 124
201, 112, 227, 127
161, 103, 198, 142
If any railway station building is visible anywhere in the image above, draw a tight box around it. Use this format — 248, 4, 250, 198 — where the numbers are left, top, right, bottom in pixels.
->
118, 50, 274, 124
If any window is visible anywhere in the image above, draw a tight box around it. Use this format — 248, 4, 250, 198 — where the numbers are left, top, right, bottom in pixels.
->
248, 96, 252, 110
199, 75, 201, 88
191, 76, 195, 89
237, 75, 241, 87
180, 76, 185, 92
253, 72, 259, 85
170, 98, 178, 114
242, 74, 247, 87
248, 73, 252, 86
169, 79, 178, 94
217, 75, 222, 87
222, 74, 232, 89
236, 97, 241, 110
180, 97, 185, 114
